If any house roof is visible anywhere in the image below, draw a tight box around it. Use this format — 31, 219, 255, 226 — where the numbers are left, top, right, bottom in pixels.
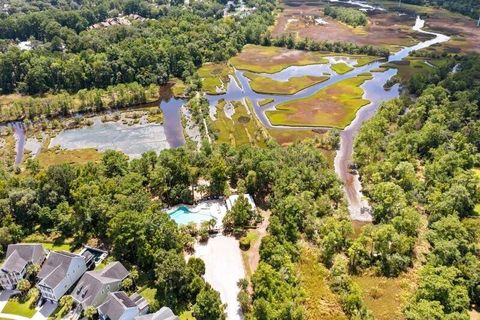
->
37, 251, 84, 289
99, 292, 149, 320
72, 262, 129, 307
1, 244, 46, 273
135, 307, 178, 320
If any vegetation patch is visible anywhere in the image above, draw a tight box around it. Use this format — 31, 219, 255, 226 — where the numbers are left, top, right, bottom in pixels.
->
324, 5, 367, 28
245, 72, 329, 95
266, 73, 373, 128
212, 99, 269, 147
198, 63, 233, 95
37, 148, 102, 168
353, 274, 410, 320
331, 63, 353, 75
230, 45, 328, 73
2, 297, 36, 318
296, 243, 347, 320
258, 98, 274, 106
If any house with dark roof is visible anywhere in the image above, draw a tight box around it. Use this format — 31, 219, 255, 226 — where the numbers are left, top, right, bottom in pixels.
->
36, 251, 87, 303
98, 291, 148, 320
0, 243, 46, 290
71, 262, 129, 310
135, 307, 178, 320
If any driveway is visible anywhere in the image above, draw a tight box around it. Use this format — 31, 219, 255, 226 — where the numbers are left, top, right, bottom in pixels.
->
194, 234, 245, 320
32, 301, 57, 320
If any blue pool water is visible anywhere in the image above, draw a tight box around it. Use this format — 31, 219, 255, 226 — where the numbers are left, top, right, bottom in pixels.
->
169, 206, 216, 225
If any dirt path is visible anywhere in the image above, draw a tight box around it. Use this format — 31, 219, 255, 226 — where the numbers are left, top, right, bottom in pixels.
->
247, 210, 271, 274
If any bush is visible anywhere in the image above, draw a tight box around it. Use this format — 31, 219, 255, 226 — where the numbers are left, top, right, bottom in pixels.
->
239, 237, 251, 250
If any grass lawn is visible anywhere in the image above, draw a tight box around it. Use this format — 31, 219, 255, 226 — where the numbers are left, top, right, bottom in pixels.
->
138, 287, 157, 306
198, 63, 233, 95
245, 72, 329, 95
258, 98, 274, 106
331, 63, 354, 75
266, 73, 373, 128
179, 311, 195, 320
230, 45, 328, 73
37, 148, 101, 168
212, 99, 269, 147
41, 242, 72, 252
353, 274, 410, 320
2, 297, 36, 318
296, 242, 346, 320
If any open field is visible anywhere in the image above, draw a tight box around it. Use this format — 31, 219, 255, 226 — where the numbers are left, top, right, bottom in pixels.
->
230, 45, 328, 73
266, 73, 373, 128
272, 0, 429, 51
296, 242, 346, 320
331, 63, 353, 75
272, 0, 480, 54
245, 72, 329, 95
383, 57, 433, 83
37, 148, 102, 167
353, 274, 411, 320
212, 99, 269, 147
198, 63, 233, 95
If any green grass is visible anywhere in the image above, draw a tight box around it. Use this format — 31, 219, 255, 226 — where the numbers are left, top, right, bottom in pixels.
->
353, 275, 410, 320
296, 243, 346, 320
171, 79, 186, 97
2, 298, 36, 318
383, 58, 434, 83
138, 287, 157, 306
198, 63, 233, 95
245, 72, 329, 95
266, 73, 373, 128
212, 99, 269, 147
37, 148, 102, 168
331, 63, 354, 75
179, 311, 195, 320
258, 98, 274, 106
355, 56, 384, 67
41, 242, 72, 252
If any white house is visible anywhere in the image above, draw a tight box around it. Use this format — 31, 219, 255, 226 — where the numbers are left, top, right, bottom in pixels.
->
36, 251, 87, 303
0, 243, 46, 290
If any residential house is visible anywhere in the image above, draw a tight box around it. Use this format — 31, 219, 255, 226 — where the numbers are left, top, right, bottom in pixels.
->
71, 262, 129, 311
0, 244, 46, 290
37, 251, 87, 303
135, 307, 178, 320
98, 291, 148, 320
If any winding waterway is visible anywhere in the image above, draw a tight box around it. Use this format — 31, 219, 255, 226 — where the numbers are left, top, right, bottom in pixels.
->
205, 16, 450, 221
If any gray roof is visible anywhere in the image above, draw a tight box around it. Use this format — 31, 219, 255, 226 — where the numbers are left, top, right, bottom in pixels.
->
99, 292, 136, 320
72, 262, 129, 307
37, 251, 84, 289
135, 307, 178, 320
1, 244, 46, 273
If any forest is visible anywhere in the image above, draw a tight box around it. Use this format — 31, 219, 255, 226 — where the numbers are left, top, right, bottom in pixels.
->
353, 55, 480, 319
0, 0, 275, 95
324, 5, 368, 27
400, 0, 480, 19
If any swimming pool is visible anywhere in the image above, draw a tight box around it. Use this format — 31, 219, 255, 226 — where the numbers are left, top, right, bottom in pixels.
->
169, 205, 217, 225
